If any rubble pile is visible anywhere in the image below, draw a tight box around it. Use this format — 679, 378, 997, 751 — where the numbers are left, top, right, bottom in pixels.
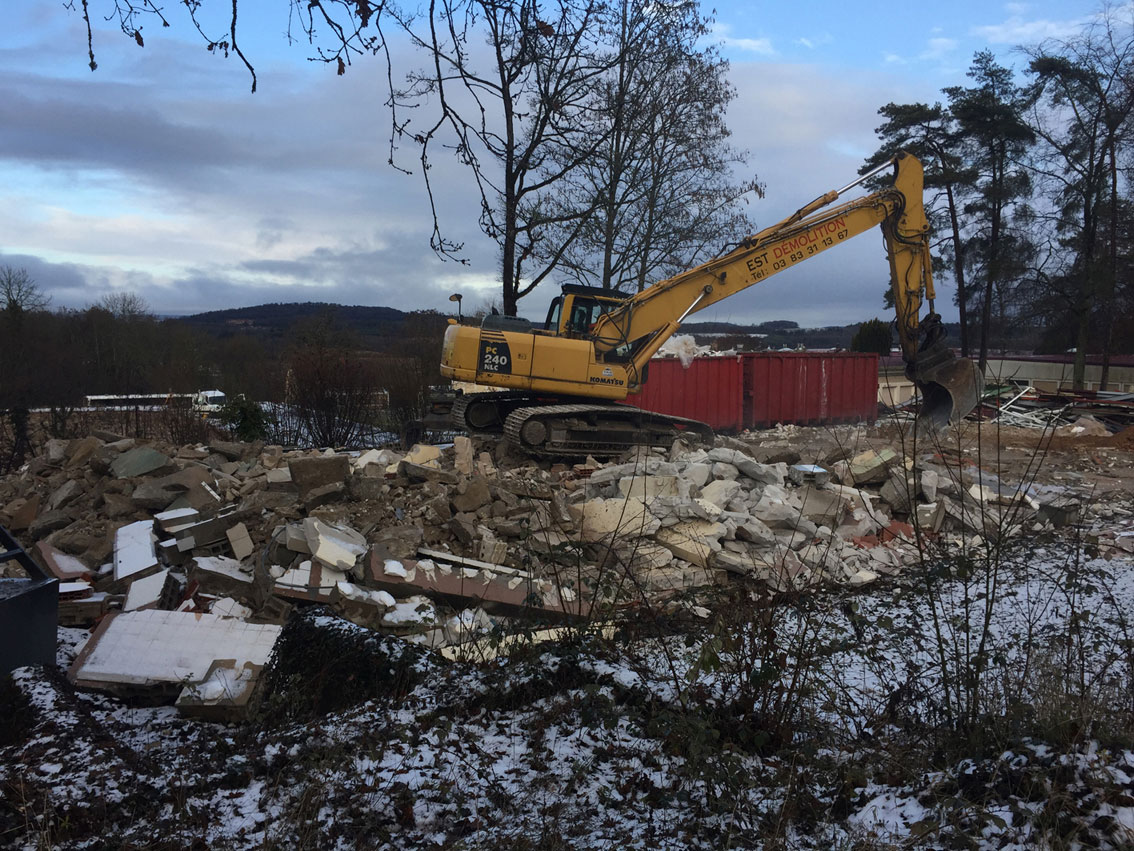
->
0, 423, 1117, 715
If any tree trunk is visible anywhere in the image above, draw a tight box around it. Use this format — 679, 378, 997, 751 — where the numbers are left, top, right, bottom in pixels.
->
1100, 138, 1118, 391
944, 181, 970, 357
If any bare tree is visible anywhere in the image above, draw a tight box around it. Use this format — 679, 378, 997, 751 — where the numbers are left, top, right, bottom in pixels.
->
64, 1, 749, 315
98, 291, 151, 319
546, 0, 760, 293
286, 313, 381, 447
0, 266, 50, 316
0, 267, 51, 470
385, 0, 619, 314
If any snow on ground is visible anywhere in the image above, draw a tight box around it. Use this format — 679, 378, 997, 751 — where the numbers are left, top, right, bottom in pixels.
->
3, 541, 1134, 849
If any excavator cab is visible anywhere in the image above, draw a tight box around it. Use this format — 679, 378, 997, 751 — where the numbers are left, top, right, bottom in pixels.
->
545, 285, 629, 336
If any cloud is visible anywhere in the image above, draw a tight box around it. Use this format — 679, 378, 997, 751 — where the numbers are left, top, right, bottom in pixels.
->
0, 6, 961, 330
920, 37, 959, 60
794, 33, 833, 50
972, 13, 1089, 44
712, 23, 775, 56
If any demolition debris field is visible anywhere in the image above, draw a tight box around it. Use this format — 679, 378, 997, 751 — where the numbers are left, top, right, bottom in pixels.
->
3, 417, 1134, 849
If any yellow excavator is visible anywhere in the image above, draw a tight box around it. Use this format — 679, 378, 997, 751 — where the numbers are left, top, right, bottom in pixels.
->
438, 152, 983, 456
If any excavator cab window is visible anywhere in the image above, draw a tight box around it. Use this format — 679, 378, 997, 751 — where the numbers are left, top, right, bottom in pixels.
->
544, 297, 563, 331
560, 295, 611, 335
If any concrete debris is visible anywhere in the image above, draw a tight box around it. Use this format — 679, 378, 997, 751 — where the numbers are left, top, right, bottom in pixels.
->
113, 520, 159, 585
175, 659, 264, 721
110, 446, 173, 479
123, 568, 171, 611
847, 448, 898, 485
69, 609, 281, 697
288, 454, 350, 498
4, 414, 1119, 708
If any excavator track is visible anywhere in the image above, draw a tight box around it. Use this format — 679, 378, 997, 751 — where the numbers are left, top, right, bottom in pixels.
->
450, 391, 542, 432
503, 403, 714, 459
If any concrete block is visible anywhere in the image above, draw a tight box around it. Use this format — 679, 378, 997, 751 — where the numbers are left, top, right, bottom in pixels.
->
288, 455, 350, 497
453, 436, 474, 475
699, 479, 743, 511
655, 520, 726, 568
111, 447, 172, 478
302, 517, 367, 571
452, 478, 492, 513
226, 522, 255, 561
569, 497, 660, 542
404, 443, 443, 468
848, 448, 898, 485
618, 475, 679, 501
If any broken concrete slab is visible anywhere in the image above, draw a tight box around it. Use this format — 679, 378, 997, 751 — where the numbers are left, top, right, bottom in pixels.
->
69, 609, 282, 696
191, 555, 255, 597
728, 513, 777, 547
404, 444, 443, 468
366, 552, 590, 619
28, 509, 73, 540
453, 436, 474, 476
287, 455, 350, 498
65, 436, 103, 469
798, 485, 846, 528
569, 497, 661, 542
171, 515, 235, 551
451, 478, 492, 513
209, 441, 250, 462
699, 479, 743, 511
848, 448, 898, 486
4, 494, 40, 532
400, 461, 459, 485
273, 559, 348, 602
175, 659, 265, 722
132, 467, 219, 512
282, 523, 311, 554
618, 475, 680, 501
303, 517, 367, 571
155, 507, 200, 532
113, 520, 159, 584
226, 522, 254, 561
47, 479, 84, 512
370, 525, 425, 561
123, 568, 171, 611
655, 519, 726, 569
33, 541, 90, 581
751, 500, 818, 537
705, 448, 782, 485
303, 481, 346, 509
111, 447, 173, 478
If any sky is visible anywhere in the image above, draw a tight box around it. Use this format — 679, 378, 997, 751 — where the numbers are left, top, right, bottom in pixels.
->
0, 0, 1105, 327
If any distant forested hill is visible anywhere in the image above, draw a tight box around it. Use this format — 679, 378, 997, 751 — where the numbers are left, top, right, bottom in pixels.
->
174, 302, 968, 353
174, 302, 429, 351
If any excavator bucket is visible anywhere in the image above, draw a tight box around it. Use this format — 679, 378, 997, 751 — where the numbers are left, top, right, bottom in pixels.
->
911, 344, 984, 431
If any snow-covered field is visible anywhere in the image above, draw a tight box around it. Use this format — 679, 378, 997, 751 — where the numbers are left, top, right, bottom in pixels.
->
4, 539, 1134, 850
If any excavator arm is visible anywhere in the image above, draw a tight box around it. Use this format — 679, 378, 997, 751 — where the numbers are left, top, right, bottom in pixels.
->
588, 151, 981, 428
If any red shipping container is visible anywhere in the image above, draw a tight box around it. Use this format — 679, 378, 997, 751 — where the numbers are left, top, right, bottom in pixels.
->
628, 352, 878, 432
627, 355, 744, 432
742, 352, 878, 428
